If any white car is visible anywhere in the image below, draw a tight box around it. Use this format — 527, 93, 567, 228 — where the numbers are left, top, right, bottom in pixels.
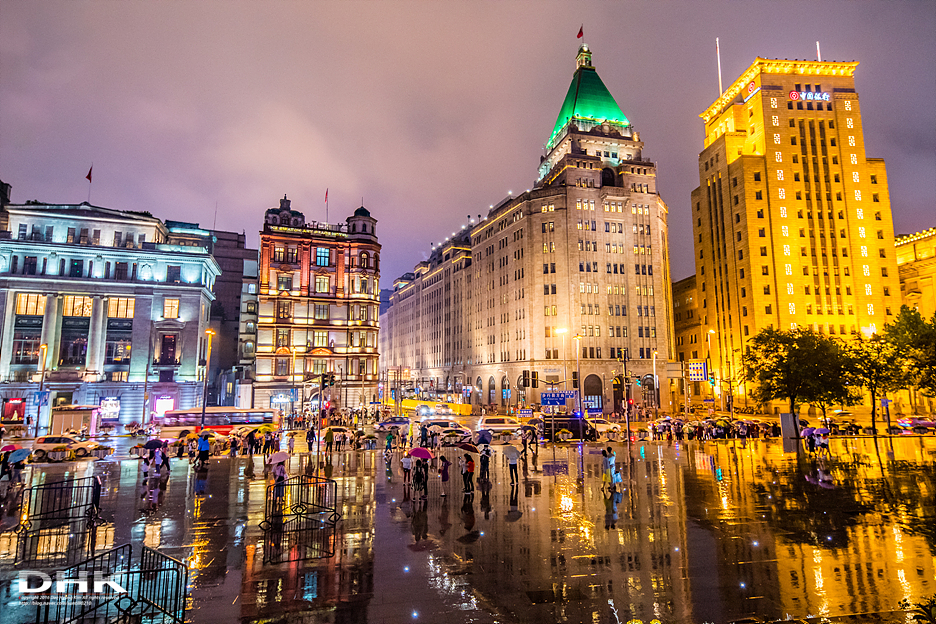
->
586, 418, 621, 437
433, 403, 452, 415
32, 435, 97, 460
477, 416, 522, 435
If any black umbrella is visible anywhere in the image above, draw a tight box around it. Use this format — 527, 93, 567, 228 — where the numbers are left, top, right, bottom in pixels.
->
143, 439, 163, 449
456, 530, 481, 544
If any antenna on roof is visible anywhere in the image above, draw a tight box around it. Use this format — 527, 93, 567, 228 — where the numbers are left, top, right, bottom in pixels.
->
716, 38, 724, 96
212, 201, 218, 230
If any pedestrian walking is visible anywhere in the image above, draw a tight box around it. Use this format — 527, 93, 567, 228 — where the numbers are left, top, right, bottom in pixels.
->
507, 448, 519, 485
479, 445, 492, 482
325, 428, 335, 454
230, 436, 240, 458
402, 453, 413, 484
288, 434, 295, 454
464, 454, 475, 492
196, 433, 211, 469
385, 431, 394, 452
413, 459, 428, 500
439, 455, 451, 497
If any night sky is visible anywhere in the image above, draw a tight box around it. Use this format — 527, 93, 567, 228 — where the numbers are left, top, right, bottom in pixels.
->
1, 1, 933, 283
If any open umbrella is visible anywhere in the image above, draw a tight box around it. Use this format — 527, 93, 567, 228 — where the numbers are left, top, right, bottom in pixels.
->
476, 431, 492, 445
456, 531, 481, 544
456, 442, 479, 454
1, 443, 23, 452
268, 451, 289, 464
501, 445, 521, 461
814, 428, 830, 435
143, 439, 164, 449
800, 427, 815, 437
9, 448, 31, 463
409, 447, 434, 460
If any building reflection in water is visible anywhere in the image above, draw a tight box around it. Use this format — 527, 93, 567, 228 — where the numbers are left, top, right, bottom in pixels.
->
0, 438, 932, 624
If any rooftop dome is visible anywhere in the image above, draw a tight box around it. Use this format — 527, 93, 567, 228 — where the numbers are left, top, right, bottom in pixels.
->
546, 45, 631, 151
353, 206, 371, 218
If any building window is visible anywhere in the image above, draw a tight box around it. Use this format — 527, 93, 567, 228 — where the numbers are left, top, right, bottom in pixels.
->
114, 262, 129, 280
15, 293, 46, 316
276, 300, 292, 319
273, 247, 285, 262
107, 298, 135, 318
246, 302, 257, 314
163, 298, 180, 319
276, 328, 290, 348
316, 247, 330, 267
166, 265, 182, 283
62, 295, 93, 317
315, 275, 330, 293
314, 304, 329, 320
277, 274, 293, 291
12, 330, 42, 364
285, 248, 298, 264
104, 338, 132, 364
275, 357, 290, 376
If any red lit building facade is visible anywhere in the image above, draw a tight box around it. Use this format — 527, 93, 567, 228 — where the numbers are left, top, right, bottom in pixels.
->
255, 197, 380, 413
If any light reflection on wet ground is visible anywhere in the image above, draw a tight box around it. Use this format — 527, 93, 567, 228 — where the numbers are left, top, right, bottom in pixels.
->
0, 435, 933, 623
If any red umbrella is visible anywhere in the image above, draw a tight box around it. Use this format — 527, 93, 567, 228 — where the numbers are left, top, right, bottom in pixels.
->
408, 447, 434, 460
456, 442, 479, 454
1, 443, 23, 452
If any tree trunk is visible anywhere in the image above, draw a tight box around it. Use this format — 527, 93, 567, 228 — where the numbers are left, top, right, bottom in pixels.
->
870, 388, 877, 436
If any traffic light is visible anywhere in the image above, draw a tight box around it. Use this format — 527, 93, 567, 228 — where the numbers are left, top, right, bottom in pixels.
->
321, 373, 330, 389
531, 371, 539, 388
328, 373, 336, 387
572, 371, 579, 389
522, 370, 530, 388
635, 377, 641, 387
709, 375, 716, 386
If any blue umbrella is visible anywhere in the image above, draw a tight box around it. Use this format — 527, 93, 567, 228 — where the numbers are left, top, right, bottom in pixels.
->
476, 430, 492, 445
9, 448, 31, 463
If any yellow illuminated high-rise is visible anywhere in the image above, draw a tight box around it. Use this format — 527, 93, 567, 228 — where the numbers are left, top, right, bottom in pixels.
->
689, 58, 901, 410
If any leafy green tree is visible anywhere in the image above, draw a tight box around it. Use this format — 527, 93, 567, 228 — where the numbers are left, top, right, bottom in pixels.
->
809, 336, 861, 426
742, 327, 845, 417
847, 334, 910, 433
884, 306, 936, 402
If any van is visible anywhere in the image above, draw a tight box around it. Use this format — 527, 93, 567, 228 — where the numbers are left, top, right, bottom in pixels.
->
542, 416, 597, 441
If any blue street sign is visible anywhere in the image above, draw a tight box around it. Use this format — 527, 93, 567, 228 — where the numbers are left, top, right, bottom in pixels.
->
519, 409, 533, 417
703, 398, 715, 403
540, 391, 575, 405
586, 408, 602, 415
32, 391, 50, 407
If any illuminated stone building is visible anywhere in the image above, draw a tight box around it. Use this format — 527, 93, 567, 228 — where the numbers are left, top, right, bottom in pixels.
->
0, 200, 220, 430
254, 196, 380, 413
383, 44, 675, 413
896, 227, 936, 319
690, 57, 901, 411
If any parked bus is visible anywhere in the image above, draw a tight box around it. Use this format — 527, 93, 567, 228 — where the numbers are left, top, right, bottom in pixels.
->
154, 407, 280, 439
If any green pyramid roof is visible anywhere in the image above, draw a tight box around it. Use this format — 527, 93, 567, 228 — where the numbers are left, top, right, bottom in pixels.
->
547, 51, 630, 151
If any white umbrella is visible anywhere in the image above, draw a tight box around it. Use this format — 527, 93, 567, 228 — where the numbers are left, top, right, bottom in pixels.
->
267, 451, 289, 464
501, 445, 521, 461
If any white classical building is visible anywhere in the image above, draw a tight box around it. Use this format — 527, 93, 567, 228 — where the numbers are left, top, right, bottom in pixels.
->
0, 201, 220, 432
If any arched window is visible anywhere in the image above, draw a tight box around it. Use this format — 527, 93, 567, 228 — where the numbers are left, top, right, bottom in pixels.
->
360, 252, 369, 268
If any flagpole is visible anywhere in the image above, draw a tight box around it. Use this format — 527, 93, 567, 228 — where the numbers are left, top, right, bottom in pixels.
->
325, 188, 329, 224
816, 41, 822, 62
716, 38, 723, 96
87, 163, 93, 203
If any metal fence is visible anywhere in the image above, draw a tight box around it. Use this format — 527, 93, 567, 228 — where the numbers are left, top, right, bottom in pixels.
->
15, 476, 103, 533
34, 544, 189, 624
262, 515, 338, 564
260, 475, 340, 528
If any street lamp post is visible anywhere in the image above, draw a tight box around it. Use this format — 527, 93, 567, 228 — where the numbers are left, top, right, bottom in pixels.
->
706, 329, 716, 413
652, 350, 659, 418
200, 329, 215, 430
573, 334, 583, 441
36, 343, 48, 437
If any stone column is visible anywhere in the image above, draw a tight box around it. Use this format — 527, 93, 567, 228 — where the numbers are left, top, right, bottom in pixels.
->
39, 294, 60, 370
85, 296, 106, 378
0, 290, 17, 379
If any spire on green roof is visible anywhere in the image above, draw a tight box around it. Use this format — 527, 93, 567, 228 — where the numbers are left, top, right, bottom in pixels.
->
546, 45, 630, 151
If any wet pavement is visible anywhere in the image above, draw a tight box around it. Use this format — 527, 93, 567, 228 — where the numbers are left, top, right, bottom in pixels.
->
0, 435, 934, 624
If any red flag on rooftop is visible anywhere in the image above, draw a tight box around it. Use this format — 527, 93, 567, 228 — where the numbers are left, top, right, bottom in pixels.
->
577, 26, 583, 39
86, 166, 93, 182
325, 188, 328, 203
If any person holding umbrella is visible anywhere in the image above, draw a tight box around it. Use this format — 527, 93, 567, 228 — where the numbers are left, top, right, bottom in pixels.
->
268, 451, 289, 509
460, 453, 475, 493
501, 444, 521, 485
478, 445, 492, 483
438, 454, 451, 497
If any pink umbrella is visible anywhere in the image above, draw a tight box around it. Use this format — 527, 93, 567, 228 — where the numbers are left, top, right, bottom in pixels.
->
409, 447, 434, 460
1, 443, 23, 452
